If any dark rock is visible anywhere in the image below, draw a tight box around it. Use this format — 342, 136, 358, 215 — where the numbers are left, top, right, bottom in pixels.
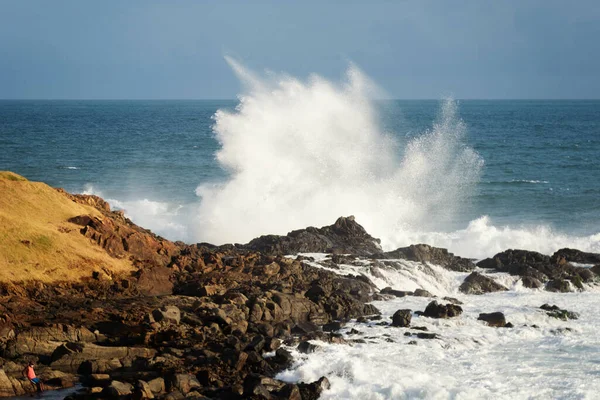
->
297, 377, 330, 400
374, 244, 475, 272
380, 287, 412, 297
476, 249, 595, 289
423, 301, 463, 319
297, 341, 320, 354
443, 297, 463, 305
413, 288, 433, 297
551, 248, 600, 265
277, 383, 302, 400
522, 276, 543, 289
546, 279, 572, 293
322, 321, 343, 332
391, 309, 412, 327
102, 380, 133, 397
478, 312, 507, 327
540, 304, 579, 320
245, 216, 382, 256
459, 272, 508, 295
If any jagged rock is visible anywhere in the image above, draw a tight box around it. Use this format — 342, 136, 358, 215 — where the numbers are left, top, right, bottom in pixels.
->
551, 248, 600, 265
423, 301, 463, 319
245, 216, 382, 256
478, 312, 507, 327
297, 341, 320, 354
540, 304, 579, 320
277, 383, 302, 400
169, 374, 201, 395
459, 272, 508, 295
297, 377, 330, 400
391, 309, 412, 327
374, 244, 475, 272
477, 249, 594, 289
151, 306, 181, 325
133, 380, 154, 399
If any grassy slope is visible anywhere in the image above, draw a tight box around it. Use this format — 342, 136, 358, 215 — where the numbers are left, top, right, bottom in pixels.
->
0, 171, 134, 283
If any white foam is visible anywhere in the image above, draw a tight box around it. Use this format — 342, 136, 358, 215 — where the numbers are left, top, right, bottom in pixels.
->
193, 60, 483, 247
80, 184, 189, 241
278, 258, 600, 399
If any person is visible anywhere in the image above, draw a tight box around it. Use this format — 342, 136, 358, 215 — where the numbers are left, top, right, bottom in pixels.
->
22, 361, 44, 393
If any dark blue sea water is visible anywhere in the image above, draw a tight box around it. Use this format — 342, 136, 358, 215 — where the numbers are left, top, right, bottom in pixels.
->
1, 99, 599, 257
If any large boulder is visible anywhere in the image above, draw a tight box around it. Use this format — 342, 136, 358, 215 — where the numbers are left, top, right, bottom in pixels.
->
373, 244, 475, 272
459, 272, 508, 295
50, 343, 156, 373
245, 216, 382, 256
478, 312, 507, 327
391, 309, 412, 327
551, 248, 600, 265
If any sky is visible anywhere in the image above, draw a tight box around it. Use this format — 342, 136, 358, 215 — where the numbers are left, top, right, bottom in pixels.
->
0, 0, 599, 100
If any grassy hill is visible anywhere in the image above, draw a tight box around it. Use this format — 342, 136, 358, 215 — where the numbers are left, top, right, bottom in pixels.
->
0, 171, 134, 283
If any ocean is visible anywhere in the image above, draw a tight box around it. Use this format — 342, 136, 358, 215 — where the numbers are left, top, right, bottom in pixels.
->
1, 96, 599, 258
2, 67, 600, 400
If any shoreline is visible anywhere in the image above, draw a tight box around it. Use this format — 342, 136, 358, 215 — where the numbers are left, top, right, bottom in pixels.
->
0, 173, 598, 399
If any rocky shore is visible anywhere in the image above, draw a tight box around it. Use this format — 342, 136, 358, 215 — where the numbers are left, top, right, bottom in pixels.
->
0, 173, 598, 399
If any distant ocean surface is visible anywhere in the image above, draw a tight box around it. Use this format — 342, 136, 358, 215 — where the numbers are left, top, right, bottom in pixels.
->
1, 98, 599, 259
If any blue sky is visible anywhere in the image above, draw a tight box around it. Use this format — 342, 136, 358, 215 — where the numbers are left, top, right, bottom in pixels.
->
1, 0, 598, 99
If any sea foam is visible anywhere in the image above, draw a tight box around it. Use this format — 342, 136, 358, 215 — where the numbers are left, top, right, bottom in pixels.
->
78, 62, 600, 260
194, 59, 483, 248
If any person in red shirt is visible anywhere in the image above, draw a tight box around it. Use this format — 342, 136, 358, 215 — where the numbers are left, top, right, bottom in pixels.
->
22, 361, 44, 392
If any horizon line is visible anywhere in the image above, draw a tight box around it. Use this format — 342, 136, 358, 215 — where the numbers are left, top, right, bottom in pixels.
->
1, 98, 600, 101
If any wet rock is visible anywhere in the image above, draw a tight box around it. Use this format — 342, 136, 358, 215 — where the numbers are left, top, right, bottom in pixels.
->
374, 244, 475, 272
540, 304, 579, 320
551, 248, 600, 265
404, 331, 439, 339
391, 309, 412, 327
413, 288, 433, 297
522, 276, 543, 289
380, 287, 412, 297
478, 312, 507, 327
297, 341, 320, 354
423, 301, 463, 319
546, 279, 572, 293
277, 383, 302, 400
476, 249, 594, 289
322, 321, 343, 332
443, 297, 463, 305
297, 376, 330, 400
459, 272, 508, 295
